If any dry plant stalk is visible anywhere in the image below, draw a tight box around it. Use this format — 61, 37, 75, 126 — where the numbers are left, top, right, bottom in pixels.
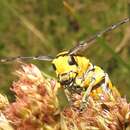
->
0, 63, 129, 130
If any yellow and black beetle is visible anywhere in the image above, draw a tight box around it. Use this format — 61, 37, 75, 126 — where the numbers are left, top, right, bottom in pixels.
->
0, 18, 129, 105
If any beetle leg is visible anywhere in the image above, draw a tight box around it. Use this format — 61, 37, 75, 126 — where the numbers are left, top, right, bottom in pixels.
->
80, 79, 96, 110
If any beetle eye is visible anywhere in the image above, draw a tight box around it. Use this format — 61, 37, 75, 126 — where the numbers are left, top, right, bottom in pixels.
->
68, 56, 78, 66
52, 64, 56, 70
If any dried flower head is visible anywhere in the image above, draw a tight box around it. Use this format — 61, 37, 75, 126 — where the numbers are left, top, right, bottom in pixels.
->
0, 94, 9, 110
0, 113, 14, 130
0, 63, 130, 130
4, 64, 60, 130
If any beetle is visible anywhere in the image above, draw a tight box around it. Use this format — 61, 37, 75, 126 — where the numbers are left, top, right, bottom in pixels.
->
0, 17, 129, 107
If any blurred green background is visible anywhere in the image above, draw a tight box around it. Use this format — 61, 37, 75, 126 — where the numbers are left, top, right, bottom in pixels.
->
0, 0, 130, 101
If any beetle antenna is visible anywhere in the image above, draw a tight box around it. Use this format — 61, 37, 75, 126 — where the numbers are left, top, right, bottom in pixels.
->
0, 55, 53, 63
69, 17, 130, 55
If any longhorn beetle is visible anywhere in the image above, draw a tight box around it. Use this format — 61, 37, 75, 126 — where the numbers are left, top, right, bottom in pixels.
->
0, 18, 130, 108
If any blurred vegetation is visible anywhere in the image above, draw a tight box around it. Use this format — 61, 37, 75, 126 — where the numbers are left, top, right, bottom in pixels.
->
0, 0, 130, 101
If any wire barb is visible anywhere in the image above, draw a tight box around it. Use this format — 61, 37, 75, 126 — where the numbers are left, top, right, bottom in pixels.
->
69, 17, 130, 55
